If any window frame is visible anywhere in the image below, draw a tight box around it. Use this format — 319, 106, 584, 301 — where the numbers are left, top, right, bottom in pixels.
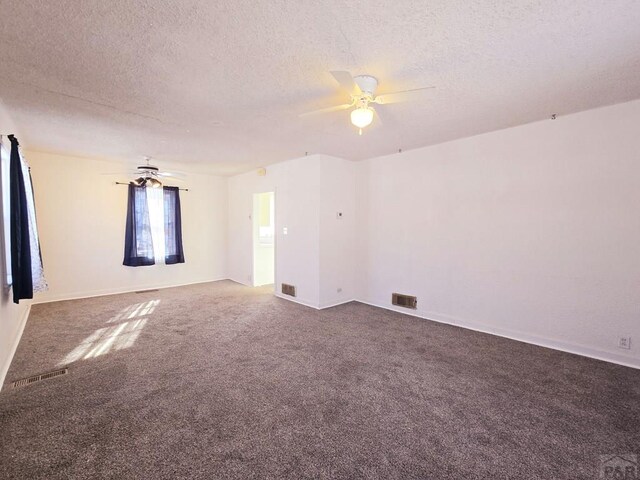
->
0, 138, 12, 287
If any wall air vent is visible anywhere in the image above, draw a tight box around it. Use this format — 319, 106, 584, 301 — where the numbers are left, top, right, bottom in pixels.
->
392, 293, 417, 309
282, 283, 296, 297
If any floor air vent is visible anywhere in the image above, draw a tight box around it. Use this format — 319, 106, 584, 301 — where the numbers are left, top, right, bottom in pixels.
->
135, 289, 159, 294
392, 293, 417, 309
282, 283, 296, 297
11, 368, 68, 389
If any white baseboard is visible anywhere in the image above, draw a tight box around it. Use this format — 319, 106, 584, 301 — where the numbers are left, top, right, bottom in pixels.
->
274, 293, 355, 310
356, 299, 640, 370
30, 278, 229, 305
0, 304, 31, 390
274, 293, 321, 309
227, 277, 251, 287
319, 299, 356, 309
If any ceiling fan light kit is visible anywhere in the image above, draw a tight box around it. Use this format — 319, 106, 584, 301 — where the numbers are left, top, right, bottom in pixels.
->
102, 156, 186, 188
351, 107, 374, 134
133, 176, 162, 188
301, 71, 434, 135
350, 75, 377, 135
131, 158, 165, 188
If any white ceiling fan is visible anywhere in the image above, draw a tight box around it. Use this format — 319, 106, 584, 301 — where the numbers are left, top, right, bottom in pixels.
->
102, 157, 185, 188
300, 71, 435, 134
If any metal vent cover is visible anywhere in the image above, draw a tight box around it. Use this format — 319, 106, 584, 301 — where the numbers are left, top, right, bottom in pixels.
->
281, 283, 296, 297
11, 368, 68, 388
392, 293, 417, 309
135, 289, 159, 294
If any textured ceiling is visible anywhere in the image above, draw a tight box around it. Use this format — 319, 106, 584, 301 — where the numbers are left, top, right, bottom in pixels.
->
1, 0, 639, 175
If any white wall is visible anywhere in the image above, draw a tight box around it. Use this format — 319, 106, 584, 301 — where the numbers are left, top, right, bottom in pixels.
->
319, 156, 357, 308
359, 100, 640, 368
0, 267, 30, 388
228, 170, 276, 286
228, 154, 357, 309
228, 155, 321, 307
26, 151, 228, 302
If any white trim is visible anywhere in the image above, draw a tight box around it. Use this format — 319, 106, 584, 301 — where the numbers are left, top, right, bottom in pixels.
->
318, 298, 355, 309
274, 293, 355, 311
274, 292, 321, 309
227, 277, 251, 287
356, 299, 640, 370
30, 278, 229, 305
0, 304, 31, 390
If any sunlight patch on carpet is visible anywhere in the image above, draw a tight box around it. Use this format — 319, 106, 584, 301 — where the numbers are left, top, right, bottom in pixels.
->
58, 318, 148, 365
107, 300, 160, 323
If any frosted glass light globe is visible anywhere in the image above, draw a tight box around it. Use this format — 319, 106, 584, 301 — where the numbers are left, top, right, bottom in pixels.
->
350, 107, 374, 129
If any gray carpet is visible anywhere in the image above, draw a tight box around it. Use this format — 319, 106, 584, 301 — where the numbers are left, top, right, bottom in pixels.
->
1, 280, 638, 479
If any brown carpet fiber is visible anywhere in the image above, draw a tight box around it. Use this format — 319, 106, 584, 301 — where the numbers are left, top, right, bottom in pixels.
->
1, 280, 639, 479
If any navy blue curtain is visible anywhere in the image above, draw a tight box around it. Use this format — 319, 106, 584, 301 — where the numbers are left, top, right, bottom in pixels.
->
123, 184, 155, 266
8, 135, 33, 304
163, 186, 185, 264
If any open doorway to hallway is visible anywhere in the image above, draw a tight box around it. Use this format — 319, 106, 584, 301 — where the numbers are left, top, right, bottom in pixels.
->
252, 191, 275, 287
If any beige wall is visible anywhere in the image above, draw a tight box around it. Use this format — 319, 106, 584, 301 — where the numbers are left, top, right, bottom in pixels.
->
26, 151, 228, 303
0, 265, 30, 388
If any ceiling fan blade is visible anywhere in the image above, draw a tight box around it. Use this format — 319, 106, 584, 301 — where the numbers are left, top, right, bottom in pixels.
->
299, 102, 354, 117
157, 171, 186, 178
372, 107, 383, 127
373, 86, 435, 105
157, 174, 185, 182
330, 71, 361, 95
100, 171, 138, 176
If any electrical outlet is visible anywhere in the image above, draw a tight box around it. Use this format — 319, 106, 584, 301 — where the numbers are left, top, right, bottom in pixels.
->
618, 336, 631, 350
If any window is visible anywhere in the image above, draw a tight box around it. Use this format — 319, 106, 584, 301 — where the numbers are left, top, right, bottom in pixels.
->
0, 139, 12, 286
146, 186, 166, 262
162, 186, 185, 265
123, 184, 184, 266
0, 135, 47, 303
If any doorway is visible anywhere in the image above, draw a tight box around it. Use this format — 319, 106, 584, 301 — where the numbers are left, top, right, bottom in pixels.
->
252, 191, 275, 287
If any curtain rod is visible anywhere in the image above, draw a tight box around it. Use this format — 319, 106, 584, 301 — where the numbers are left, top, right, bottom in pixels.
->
115, 181, 189, 191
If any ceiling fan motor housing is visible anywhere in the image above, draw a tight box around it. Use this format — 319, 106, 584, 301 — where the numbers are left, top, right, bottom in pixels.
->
138, 164, 159, 172
353, 75, 378, 95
